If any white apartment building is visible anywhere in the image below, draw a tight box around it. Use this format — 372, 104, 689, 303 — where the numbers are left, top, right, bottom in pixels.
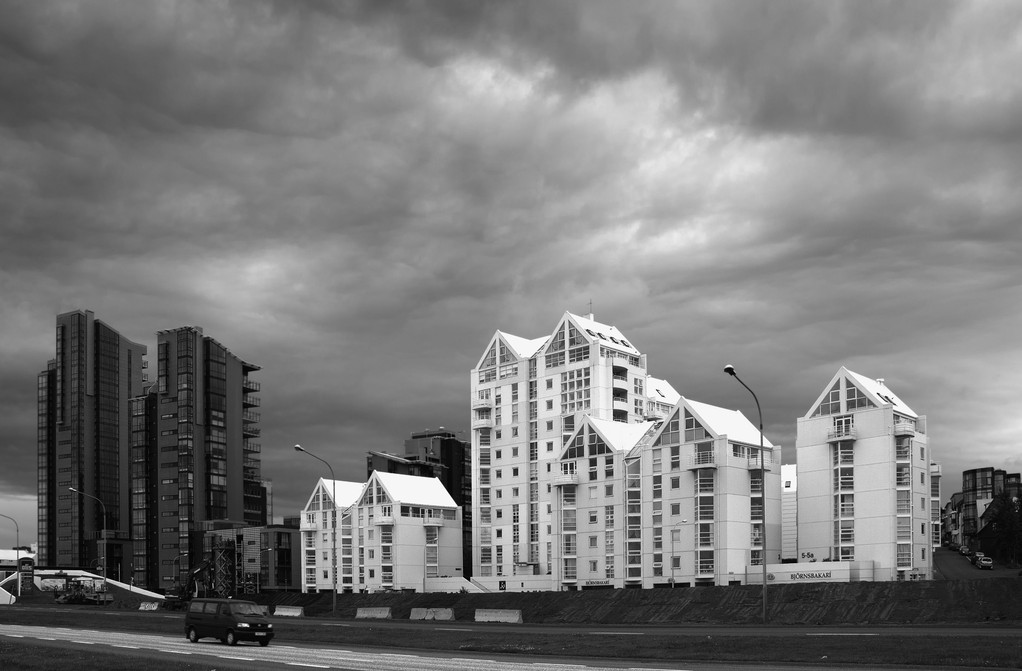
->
795, 367, 933, 581
356, 471, 462, 593
469, 311, 780, 590
299, 478, 364, 594
299, 472, 462, 594
551, 399, 781, 589
470, 312, 675, 586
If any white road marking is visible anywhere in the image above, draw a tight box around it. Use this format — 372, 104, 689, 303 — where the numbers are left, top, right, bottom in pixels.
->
806, 633, 878, 636
595, 632, 644, 635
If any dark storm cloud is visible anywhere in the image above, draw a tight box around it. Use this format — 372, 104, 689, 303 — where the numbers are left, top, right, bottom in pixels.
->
1, 0, 1020, 548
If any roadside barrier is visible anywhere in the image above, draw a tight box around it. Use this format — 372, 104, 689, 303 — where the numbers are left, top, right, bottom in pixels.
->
273, 606, 304, 617
356, 606, 392, 619
409, 607, 455, 621
474, 609, 522, 623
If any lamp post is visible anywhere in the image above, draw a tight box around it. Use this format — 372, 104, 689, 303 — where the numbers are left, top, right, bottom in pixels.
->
294, 444, 337, 616
69, 487, 107, 595
724, 364, 768, 624
670, 519, 688, 588
0, 514, 20, 597
173, 552, 188, 597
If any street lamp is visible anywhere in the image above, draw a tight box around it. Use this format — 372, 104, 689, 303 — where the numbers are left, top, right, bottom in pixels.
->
173, 552, 189, 596
670, 519, 688, 588
0, 514, 20, 597
69, 487, 108, 595
724, 364, 768, 624
294, 444, 337, 616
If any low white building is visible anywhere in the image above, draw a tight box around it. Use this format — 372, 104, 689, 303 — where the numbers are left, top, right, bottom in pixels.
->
299, 478, 364, 594
299, 472, 463, 594
356, 471, 462, 592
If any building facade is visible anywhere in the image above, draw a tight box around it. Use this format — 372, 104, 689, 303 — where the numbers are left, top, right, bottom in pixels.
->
298, 472, 462, 594
958, 467, 1021, 551
468, 311, 783, 591
133, 326, 265, 592
470, 312, 678, 585
548, 400, 780, 590
795, 367, 933, 580
37, 310, 148, 581
366, 428, 472, 578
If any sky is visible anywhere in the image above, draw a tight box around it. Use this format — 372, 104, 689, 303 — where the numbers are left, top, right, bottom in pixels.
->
2, 0, 1021, 552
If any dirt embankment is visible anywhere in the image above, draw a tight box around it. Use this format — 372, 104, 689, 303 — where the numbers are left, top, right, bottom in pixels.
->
256, 578, 1022, 625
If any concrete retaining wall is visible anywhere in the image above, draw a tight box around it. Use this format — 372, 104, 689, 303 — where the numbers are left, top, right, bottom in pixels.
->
475, 608, 522, 623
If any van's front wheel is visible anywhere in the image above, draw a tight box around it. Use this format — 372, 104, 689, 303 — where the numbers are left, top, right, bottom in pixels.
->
225, 630, 237, 646
186, 627, 198, 643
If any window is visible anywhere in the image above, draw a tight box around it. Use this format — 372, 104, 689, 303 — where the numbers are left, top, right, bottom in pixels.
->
589, 510, 598, 524
671, 503, 680, 516
546, 421, 554, 431
589, 486, 598, 500
589, 536, 598, 548
546, 379, 553, 389
671, 476, 680, 490
547, 441, 554, 452
605, 484, 614, 497
546, 400, 553, 410
512, 467, 519, 477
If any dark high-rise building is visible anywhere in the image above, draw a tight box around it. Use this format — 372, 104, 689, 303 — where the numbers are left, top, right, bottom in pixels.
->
37, 310, 148, 579
138, 326, 265, 593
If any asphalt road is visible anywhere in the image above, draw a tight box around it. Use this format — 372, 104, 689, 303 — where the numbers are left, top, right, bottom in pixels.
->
932, 547, 1011, 580
0, 623, 967, 671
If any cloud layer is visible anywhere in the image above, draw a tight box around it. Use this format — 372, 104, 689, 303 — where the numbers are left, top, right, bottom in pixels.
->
2, 0, 1021, 548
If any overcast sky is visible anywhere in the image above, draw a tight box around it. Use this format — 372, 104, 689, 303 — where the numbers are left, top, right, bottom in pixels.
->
2, 0, 1021, 551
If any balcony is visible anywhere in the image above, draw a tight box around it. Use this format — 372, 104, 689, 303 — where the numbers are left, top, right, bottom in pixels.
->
374, 515, 395, 526
472, 395, 493, 409
827, 426, 858, 442
893, 420, 916, 436
243, 394, 261, 408
472, 416, 494, 429
552, 472, 579, 486
243, 378, 261, 393
686, 452, 717, 470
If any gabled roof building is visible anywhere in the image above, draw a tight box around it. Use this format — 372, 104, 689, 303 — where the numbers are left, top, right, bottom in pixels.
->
298, 472, 462, 594
795, 367, 934, 580
469, 311, 781, 590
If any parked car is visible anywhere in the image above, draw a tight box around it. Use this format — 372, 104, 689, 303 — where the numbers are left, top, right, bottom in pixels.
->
970, 552, 986, 565
976, 556, 994, 570
184, 598, 273, 646
959, 545, 970, 556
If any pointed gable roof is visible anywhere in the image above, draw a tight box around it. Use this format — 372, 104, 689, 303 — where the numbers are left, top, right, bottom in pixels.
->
303, 477, 364, 513
372, 471, 457, 508
845, 368, 916, 417
686, 397, 774, 448
499, 331, 547, 359
804, 366, 916, 418
589, 416, 659, 452
569, 312, 640, 355
646, 375, 680, 405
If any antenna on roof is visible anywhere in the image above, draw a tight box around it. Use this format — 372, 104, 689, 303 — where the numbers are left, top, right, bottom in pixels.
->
586, 299, 594, 320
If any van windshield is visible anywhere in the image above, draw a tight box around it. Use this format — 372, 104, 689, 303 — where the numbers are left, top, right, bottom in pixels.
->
230, 602, 263, 616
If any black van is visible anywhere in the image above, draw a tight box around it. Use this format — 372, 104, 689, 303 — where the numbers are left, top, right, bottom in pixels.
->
184, 598, 274, 646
